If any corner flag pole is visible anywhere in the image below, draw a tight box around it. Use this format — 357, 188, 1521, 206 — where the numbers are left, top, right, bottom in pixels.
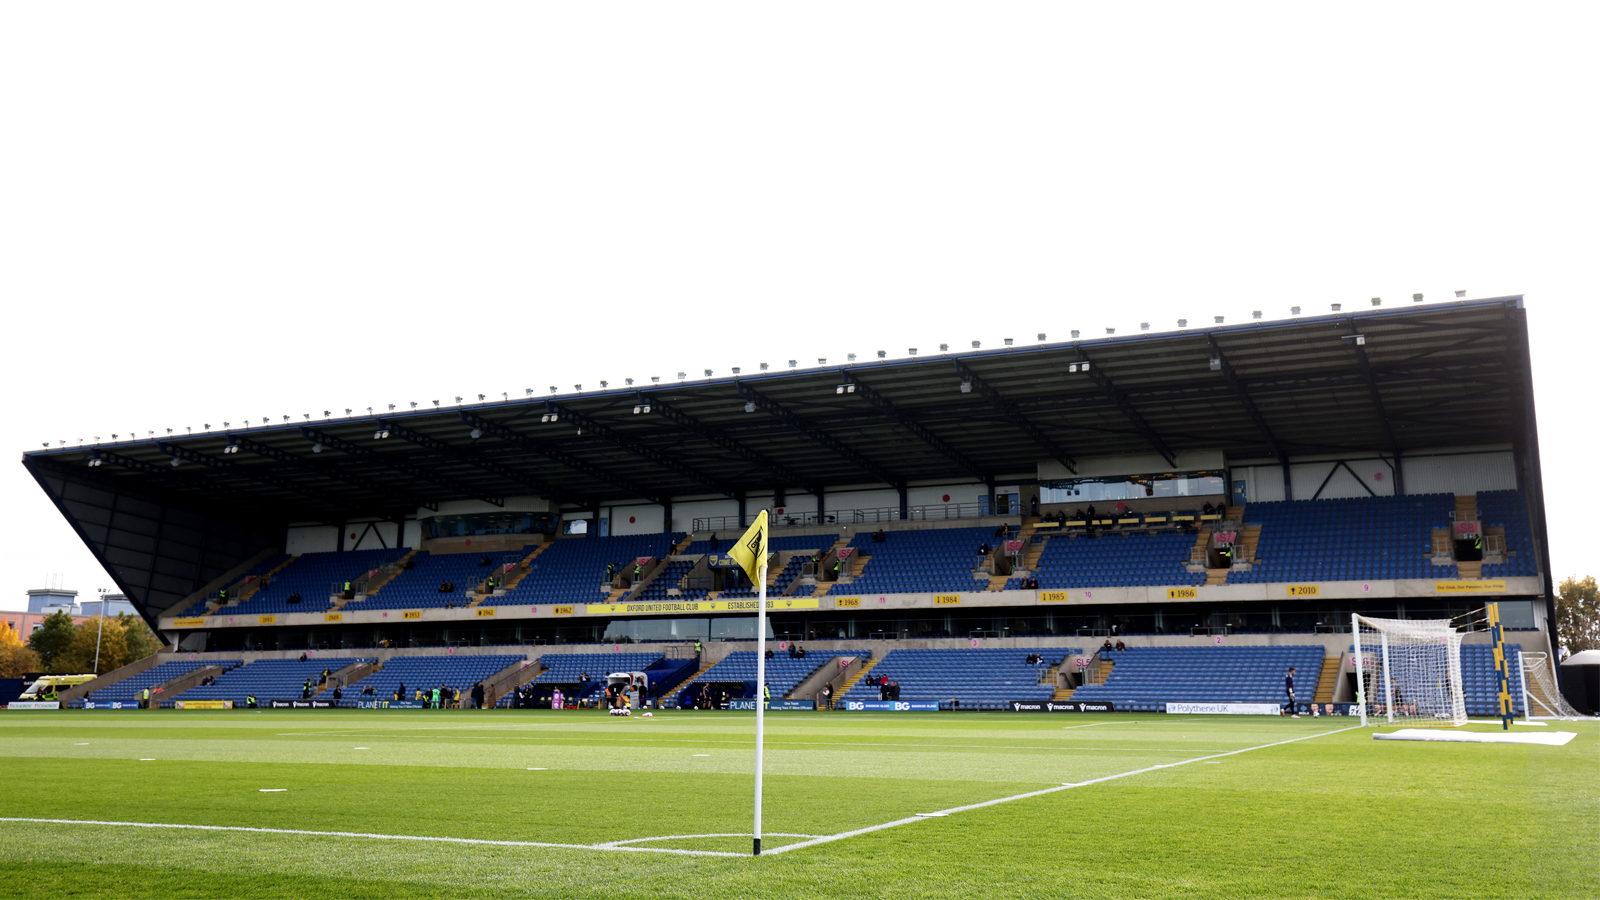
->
753, 550, 769, 856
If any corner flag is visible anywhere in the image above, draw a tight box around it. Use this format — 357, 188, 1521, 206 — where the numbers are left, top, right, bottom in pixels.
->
726, 510, 769, 588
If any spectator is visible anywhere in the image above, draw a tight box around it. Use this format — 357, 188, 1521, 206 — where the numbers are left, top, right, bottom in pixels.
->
765, 648, 775, 659
822, 682, 834, 710
1114, 639, 1126, 652
978, 542, 992, 557
333, 686, 343, 701
1102, 639, 1114, 653
873, 529, 887, 543
1202, 501, 1215, 515
477, 555, 491, 566
472, 682, 485, 709
438, 580, 452, 593
362, 685, 375, 696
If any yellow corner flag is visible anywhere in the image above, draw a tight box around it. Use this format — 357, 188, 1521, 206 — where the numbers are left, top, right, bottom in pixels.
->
726, 510, 769, 587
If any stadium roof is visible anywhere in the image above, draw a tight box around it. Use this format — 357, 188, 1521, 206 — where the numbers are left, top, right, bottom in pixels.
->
26, 296, 1535, 521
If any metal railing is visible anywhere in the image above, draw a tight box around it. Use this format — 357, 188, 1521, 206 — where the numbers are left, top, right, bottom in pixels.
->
693, 501, 995, 532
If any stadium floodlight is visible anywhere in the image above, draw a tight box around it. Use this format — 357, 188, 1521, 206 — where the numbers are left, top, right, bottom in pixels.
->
678, 371, 687, 380
524, 389, 533, 397
1004, 338, 1013, 346
938, 344, 948, 352
971, 340, 981, 349
625, 378, 634, 386
1455, 290, 1466, 298
311, 443, 324, 453
186, 426, 193, 434
1209, 357, 1222, 371
1070, 330, 1080, 339
409, 402, 417, 409
1251, 311, 1262, 320
1213, 316, 1224, 324
787, 360, 797, 368
599, 381, 608, 389
1413, 293, 1424, 302
1331, 302, 1342, 312
432, 400, 440, 408
302, 414, 310, 421
641, 404, 651, 413
549, 386, 558, 394
847, 353, 856, 362
651, 376, 661, 383
959, 380, 972, 393
731, 367, 741, 375
705, 369, 714, 377
1081, 361, 1091, 371
166, 428, 173, 435
1290, 307, 1301, 316
877, 350, 886, 358
1140, 322, 1150, 331
169, 457, 180, 467
477, 394, 486, 402
816, 358, 826, 366
759, 363, 769, 371
908, 347, 917, 356
835, 382, 855, 394
632, 405, 643, 414
1176, 319, 1187, 328
454, 396, 463, 404
744, 401, 756, 413
1371, 297, 1382, 306
1105, 328, 1115, 335
1342, 333, 1367, 346
111, 434, 118, 440
469, 428, 483, 439
1037, 333, 1046, 341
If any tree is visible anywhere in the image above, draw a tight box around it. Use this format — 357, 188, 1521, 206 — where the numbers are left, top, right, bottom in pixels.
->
1555, 575, 1600, 656
119, 613, 161, 663
26, 611, 76, 672
0, 644, 42, 679
0, 619, 24, 649
52, 615, 161, 675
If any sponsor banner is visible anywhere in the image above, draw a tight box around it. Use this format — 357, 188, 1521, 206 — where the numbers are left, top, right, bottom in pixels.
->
172, 618, 206, 628
6, 701, 62, 710
403, 610, 422, 619
768, 699, 815, 711
842, 700, 940, 712
1009, 700, 1117, 712
476, 608, 496, 617
1167, 587, 1199, 599
269, 699, 336, 709
1165, 702, 1280, 715
353, 700, 427, 709
1435, 580, 1507, 593
83, 701, 142, 710
707, 553, 769, 569
324, 613, 342, 622
587, 598, 821, 616
934, 594, 960, 605
553, 606, 575, 615
1040, 590, 1070, 603
724, 699, 760, 710
1287, 584, 1320, 597
835, 596, 862, 607
174, 700, 233, 710
1213, 531, 1237, 544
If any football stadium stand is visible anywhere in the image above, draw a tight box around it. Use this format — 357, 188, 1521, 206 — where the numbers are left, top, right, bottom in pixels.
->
337, 654, 524, 701
675, 650, 834, 702
85, 659, 242, 702
177, 555, 292, 616
843, 527, 999, 595
1025, 531, 1205, 589
1074, 645, 1326, 711
838, 647, 1080, 708
169, 657, 372, 705
221, 549, 409, 616
1478, 490, 1538, 578
532, 652, 664, 701
356, 548, 529, 610
1227, 495, 1457, 584
482, 534, 684, 607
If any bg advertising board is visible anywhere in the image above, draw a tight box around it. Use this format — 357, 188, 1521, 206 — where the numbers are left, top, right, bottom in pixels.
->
842, 700, 940, 711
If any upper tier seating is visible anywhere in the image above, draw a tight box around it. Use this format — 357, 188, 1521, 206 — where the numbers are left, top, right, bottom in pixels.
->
171, 657, 372, 703
634, 559, 705, 601
224, 549, 409, 616
87, 659, 242, 702
839, 647, 1081, 707
482, 534, 684, 607
1477, 490, 1538, 578
719, 556, 808, 599
680, 651, 831, 699
1074, 645, 1325, 710
1227, 495, 1456, 584
687, 532, 838, 556
338, 654, 524, 700
178, 555, 292, 616
843, 527, 998, 595
1028, 532, 1204, 589
355, 548, 530, 610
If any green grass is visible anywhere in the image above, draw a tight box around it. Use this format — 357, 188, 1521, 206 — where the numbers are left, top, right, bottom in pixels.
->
0, 709, 1594, 899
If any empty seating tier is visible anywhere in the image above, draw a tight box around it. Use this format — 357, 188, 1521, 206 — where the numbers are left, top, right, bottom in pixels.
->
1477, 491, 1538, 578
171, 657, 372, 704
483, 534, 683, 607
224, 549, 409, 616
1030, 531, 1203, 589
844, 526, 999, 595
533, 652, 664, 700
343, 655, 524, 701
1075, 645, 1325, 710
679, 651, 830, 699
839, 647, 1080, 707
1228, 495, 1455, 584
356, 548, 529, 610
86, 659, 242, 702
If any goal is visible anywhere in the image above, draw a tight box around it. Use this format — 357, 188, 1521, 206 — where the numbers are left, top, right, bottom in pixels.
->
1518, 652, 1586, 719
1353, 614, 1467, 727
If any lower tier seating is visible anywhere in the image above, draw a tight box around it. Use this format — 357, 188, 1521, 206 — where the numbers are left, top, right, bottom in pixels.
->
1075, 645, 1325, 710
839, 647, 1081, 707
86, 659, 241, 702
341, 654, 524, 701
170, 657, 372, 704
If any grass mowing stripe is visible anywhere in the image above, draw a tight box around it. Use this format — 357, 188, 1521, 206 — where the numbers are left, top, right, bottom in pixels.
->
764, 724, 1365, 856
0, 817, 748, 858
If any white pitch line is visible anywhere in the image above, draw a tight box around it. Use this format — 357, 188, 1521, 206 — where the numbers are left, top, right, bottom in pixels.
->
762, 724, 1365, 856
598, 832, 820, 848
0, 818, 745, 858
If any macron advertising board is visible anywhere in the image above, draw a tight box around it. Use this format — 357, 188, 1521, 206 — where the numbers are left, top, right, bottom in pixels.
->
1008, 700, 1116, 713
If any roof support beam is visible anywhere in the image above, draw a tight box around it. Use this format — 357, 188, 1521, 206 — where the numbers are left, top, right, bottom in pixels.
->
951, 361, 1078, 475
545, 403, 735, 497
155, 442, 349, 517
841, 373, 989, 483
301, 427, 502, 507
228, 435, 438, 512
639, 394, 822, 496
1072, 351, 1177, 467
377, 418, 576, 504
735, 383, 906, 491
1205, 334, 1290, 467
1344, 318, 1404, 457
458, 411, 665, 505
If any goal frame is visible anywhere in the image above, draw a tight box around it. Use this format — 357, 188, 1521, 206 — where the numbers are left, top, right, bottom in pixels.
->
1351, 613, 1467, 728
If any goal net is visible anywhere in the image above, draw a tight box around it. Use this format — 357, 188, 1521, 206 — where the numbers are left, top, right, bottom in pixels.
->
1519, 652, 1586, 719
1353, 614, 1466, 727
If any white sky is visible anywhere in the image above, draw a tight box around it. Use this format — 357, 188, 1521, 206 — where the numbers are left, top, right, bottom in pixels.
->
2, 2, 1595, 612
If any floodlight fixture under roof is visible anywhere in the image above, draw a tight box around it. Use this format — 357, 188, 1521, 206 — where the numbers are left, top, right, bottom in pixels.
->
1070, 330, 1080, 339
1213, 316, 1224, 324
1140, 322, 1151, 331
731, 367, 741, 375
1290, 307, 1301, 316
1251, 311, 1262, 319
1037, 332, 1046, 341
744, 400, 756, 413
1371, 297, 1382, 306
1331, 303, 1342, 312
1455, 290, 1466, 298
876, 350, 886, 358
907, 347, 917, 356
971, 340, 981, 349
1413, 293, 1424, 302
847, 353, 857, 361
787, 360, 797, 368
704, 369, 713, 377
1004, 337, 1013, 346
651, 375, 661, 383
1177, 319, 1187, 328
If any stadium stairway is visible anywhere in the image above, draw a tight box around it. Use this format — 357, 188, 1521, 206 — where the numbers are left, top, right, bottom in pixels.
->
215, 555, 297, 613
356, 549, 421, 602
813, 537, 855, 597
1314, 655, 1341, 704
834, 657, 879, 696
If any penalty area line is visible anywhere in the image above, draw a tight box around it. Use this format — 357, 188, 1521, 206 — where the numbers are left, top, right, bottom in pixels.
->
763, 724, 1365, 856
0, 818, 746, 858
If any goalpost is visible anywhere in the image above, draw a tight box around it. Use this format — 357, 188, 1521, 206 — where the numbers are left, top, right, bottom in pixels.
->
1352, 614, 1467, 727
1518, 651, 1586, 720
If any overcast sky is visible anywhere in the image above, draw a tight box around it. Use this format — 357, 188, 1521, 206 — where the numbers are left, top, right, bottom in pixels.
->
2, 2, 1595, 612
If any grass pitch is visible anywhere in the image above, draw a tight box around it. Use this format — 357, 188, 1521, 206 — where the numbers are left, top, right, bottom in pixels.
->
0, 709, 1594, 899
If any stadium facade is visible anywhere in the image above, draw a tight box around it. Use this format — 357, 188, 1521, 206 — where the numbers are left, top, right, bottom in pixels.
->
22, 296, 1557, 692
